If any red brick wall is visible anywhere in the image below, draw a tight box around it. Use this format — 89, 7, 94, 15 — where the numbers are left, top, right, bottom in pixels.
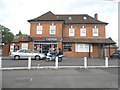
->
63, 25, 106, 38
30, 22, 63, 38
57, 42, 62, 49
3, 44, 10, 56
63, 44, 105, 58
106, 48, 117, 57
28, 42, 34, 50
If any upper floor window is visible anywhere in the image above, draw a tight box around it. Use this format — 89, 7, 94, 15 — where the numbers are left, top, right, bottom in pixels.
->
69, 26, 75, 36
93, 26, 98, 36
50, 23, 56, 34
36, 23, 42, 34
80, 26, 86, 36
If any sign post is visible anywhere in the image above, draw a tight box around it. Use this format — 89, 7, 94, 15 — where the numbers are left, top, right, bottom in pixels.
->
0, 57, 1, 69
55, 57, 58, 69
28, 57, 31, 69
105, 57, 108, 68
84, 57, 87, 68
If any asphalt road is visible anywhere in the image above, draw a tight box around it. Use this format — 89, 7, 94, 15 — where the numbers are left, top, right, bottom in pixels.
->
2, 68, 118, 88
2, 57, 119, 68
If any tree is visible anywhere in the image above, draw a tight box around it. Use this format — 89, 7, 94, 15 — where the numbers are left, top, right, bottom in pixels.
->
15, 30, 28, 39
0, 24, 14, 44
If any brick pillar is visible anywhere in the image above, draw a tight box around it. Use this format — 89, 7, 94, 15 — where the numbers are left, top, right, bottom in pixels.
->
58, 42, 62, 49
29, 42, 34, 50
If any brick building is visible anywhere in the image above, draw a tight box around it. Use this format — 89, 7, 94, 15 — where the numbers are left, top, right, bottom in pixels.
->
11, 11, 116, 58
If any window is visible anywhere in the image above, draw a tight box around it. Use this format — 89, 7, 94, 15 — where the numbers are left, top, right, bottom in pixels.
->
69, 17, 72, 20
21, 43, 28, 49
50, 23, 56, 34
80, 26, 86, 36
63, 43, 72, 52
93, 26, 98, 36
69, 26, 75, 36
84, 17, 87, 20
36, 25, 42, 34
19, 50, 25, 53
75, 44, 92, 52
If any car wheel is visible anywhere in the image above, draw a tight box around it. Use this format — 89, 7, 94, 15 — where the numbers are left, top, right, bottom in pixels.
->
14, 55, 20, 60
35, 56, 40, 60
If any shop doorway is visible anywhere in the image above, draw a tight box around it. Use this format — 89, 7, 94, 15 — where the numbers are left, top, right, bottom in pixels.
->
34, 43, 57, 54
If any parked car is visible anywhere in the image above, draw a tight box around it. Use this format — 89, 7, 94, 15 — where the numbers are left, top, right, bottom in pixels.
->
10, 49, 46, 60
110, 50, 120, 59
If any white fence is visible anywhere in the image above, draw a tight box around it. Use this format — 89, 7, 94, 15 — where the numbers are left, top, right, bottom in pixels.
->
0, 56, 118, 70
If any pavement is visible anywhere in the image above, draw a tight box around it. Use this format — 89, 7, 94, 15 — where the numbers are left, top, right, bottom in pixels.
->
2, 68, 118, 88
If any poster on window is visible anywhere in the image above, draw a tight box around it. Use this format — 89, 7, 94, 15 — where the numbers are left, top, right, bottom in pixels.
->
37, 45, 40, 50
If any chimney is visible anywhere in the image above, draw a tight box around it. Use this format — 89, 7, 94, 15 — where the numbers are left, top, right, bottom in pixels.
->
94, 13, 98, 19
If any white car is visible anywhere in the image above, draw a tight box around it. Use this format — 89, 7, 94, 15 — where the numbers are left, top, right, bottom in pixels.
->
10, 49, 46, 60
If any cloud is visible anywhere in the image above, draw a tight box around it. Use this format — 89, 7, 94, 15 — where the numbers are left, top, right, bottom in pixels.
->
0, 0, 118, 45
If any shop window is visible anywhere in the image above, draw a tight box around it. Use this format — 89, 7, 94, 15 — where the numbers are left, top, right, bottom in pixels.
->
63, 43, 72, 52
93, 26, 98, 36
50, 23, 56, 34
80, 26, 86, 36
75, 44, 92, 52
36, 24, 42, 34
69, 26, 75, 36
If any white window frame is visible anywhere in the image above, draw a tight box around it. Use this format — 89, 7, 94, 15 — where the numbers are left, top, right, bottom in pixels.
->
36, 25, 42, 34
80, 26, 86, 36
93, 26, 98, 36
50, 24, 56, 34
69, 26, 75, 36
75, 44, 93, 52
21, 43, 28, 49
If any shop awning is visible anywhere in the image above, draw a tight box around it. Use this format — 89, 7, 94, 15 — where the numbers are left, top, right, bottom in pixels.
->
63, 37, 116, 44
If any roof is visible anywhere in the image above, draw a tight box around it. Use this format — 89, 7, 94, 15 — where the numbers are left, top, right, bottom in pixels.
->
63, 37, 116, 44
12, 36, 31, 43
28, 11, 108, 25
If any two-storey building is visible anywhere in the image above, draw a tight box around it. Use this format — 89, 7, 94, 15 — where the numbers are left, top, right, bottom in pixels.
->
11, 11, 116, 58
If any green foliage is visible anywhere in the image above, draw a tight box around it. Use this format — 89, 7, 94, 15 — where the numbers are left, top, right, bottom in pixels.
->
15, 30, 28, 39
0, 24, 14, 44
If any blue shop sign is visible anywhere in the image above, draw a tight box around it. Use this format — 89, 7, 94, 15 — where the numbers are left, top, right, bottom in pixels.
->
45, 37, 62, 41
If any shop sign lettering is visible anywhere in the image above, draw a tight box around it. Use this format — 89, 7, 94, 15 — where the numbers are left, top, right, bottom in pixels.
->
46, 38, 62, 41
34, 37, 45, 41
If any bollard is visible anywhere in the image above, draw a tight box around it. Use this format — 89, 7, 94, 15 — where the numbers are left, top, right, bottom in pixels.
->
28, 57, 31, 69
84, 57, 87, 68
0, 57, 1, 68
55, 56, 58, 68
105, 57, 108, 68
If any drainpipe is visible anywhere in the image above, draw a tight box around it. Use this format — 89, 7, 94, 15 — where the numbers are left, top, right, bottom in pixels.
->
89, 44, 91, 58
103, 44, 105, 59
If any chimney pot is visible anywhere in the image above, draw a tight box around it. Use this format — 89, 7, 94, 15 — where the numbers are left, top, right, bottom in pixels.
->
94, 13, 98, 19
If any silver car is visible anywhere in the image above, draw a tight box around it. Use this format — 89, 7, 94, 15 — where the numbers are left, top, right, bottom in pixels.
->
10, 49, 46, 60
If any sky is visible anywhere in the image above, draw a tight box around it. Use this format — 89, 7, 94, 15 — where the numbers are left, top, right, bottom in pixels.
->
0, 0, 119, 45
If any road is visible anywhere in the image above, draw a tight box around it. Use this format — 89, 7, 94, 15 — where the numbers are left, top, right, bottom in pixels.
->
2, 68, 118, 88
2, 57, 119, 68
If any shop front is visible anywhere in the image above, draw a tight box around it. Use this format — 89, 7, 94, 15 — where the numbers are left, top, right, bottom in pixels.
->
33, 37, 62, 54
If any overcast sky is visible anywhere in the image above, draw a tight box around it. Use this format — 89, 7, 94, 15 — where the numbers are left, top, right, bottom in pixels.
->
0, 0, 119, 45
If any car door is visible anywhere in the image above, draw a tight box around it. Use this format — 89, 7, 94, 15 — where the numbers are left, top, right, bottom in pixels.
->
25, 50, 34, 58
18, 49, 26, 58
